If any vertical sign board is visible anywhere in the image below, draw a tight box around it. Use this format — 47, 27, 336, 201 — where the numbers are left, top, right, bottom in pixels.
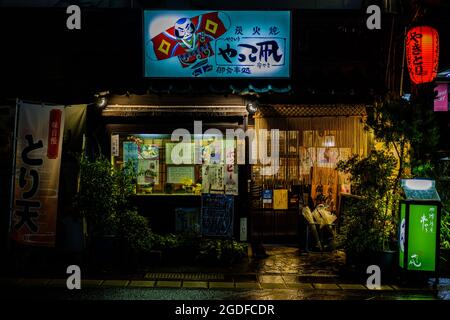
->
11, 103, 65, 247
144, 10, 291, 78
434, 83, 448, 112
240, 217, 247, 242
201, 194, 234, 237
399, 201, 440, 272
407, 204, 438, 271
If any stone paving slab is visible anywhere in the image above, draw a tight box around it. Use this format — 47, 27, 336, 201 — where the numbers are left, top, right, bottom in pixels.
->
282, 275, 300, 283
128, 280, 156, 288
182, 281, 208, 289
235, 282, 261, 289
156, 280, 182, 288
312, 283, 340, 290
260, 283, 287, 289
102, 280, 130, 288
286, 283, 314, 290
81, 279, 104, 288
209, 282, 235, 289
1, 277, 443, 294
259, 275, 284, 284
338, 284, 368, 290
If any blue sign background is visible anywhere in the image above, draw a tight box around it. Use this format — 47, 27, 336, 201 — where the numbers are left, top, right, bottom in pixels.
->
144, 10, 291, 78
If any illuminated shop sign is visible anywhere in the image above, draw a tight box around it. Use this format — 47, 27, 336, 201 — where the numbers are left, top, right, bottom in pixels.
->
434, 83, 449, 112
143, 10, 291, 78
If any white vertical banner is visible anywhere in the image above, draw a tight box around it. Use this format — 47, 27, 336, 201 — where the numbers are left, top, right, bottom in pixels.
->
240, 217, 247, 242
11, 102, 65, 247
111, 134, 119, 157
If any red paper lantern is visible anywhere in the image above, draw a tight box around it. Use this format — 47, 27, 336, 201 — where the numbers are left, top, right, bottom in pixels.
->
406, 26, 439, 85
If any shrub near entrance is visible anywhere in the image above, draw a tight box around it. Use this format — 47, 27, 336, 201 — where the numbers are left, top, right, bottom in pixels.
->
76, 155, 153, 270
336, 150, 399, 274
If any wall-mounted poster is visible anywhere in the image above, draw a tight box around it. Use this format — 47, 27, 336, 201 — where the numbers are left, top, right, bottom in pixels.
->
123, 141, 139, 172
300, 147, 315, 175
224, 164, 238, 195
139, 144, 159, 160
262, 189, 273, 204
202, 164, 224, 193
201, 137, 223, 164
144, 10, 291, 78
273, 189, 288, 210
138, 160, 159, 185
166, 142, 195, 165
167, 166, 195, 184
111, 134, 119, 157
317, 147, 339, 167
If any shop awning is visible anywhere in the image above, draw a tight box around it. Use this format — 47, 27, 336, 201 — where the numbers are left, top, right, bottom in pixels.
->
255, 104, 367, 118
101, 94, 248, 117
101, 104, 248, 117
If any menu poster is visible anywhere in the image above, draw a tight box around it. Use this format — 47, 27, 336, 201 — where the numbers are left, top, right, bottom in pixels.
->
317, 147, 339, 167
138, 160, 159, 185
167, 166, 195, 184
139, 144, 159, 160
123, 141, 139, 172
273, 189, 288, 210
224, 164, 238, 195
166, 142, 195, 165
202, 165, 225, 194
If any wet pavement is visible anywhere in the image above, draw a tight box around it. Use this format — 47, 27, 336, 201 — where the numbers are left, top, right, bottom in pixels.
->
1, 246, 449, 300
143, 245, 346, 278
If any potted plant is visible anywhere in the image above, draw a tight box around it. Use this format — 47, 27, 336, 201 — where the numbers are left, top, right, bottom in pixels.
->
440, 212, 450, 274
336, 150, 399, 277
76, 155, 119, 270
76, 155, 155, 272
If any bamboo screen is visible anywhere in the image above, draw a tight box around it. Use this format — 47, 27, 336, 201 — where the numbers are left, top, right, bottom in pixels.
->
252, 115, 373, 212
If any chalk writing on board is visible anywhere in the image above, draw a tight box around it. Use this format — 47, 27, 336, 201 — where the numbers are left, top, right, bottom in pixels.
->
201, 194, 234, 237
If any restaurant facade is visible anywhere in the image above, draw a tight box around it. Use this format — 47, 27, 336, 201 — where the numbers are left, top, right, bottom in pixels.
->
1, 3, 391, 251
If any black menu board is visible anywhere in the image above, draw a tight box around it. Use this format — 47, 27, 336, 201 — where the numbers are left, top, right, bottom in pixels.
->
201, 194, 234, 237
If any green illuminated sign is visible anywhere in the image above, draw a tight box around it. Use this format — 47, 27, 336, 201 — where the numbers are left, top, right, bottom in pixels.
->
407, 204, 438, 271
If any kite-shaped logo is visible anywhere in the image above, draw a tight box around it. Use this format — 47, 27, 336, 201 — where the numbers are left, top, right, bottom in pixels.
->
150, 12, 229, 76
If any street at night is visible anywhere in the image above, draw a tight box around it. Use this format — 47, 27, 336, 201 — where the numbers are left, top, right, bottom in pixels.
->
1, 0, 450, 317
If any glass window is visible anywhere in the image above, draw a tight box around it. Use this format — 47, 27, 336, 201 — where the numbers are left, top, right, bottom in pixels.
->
111, 133, 239, 196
